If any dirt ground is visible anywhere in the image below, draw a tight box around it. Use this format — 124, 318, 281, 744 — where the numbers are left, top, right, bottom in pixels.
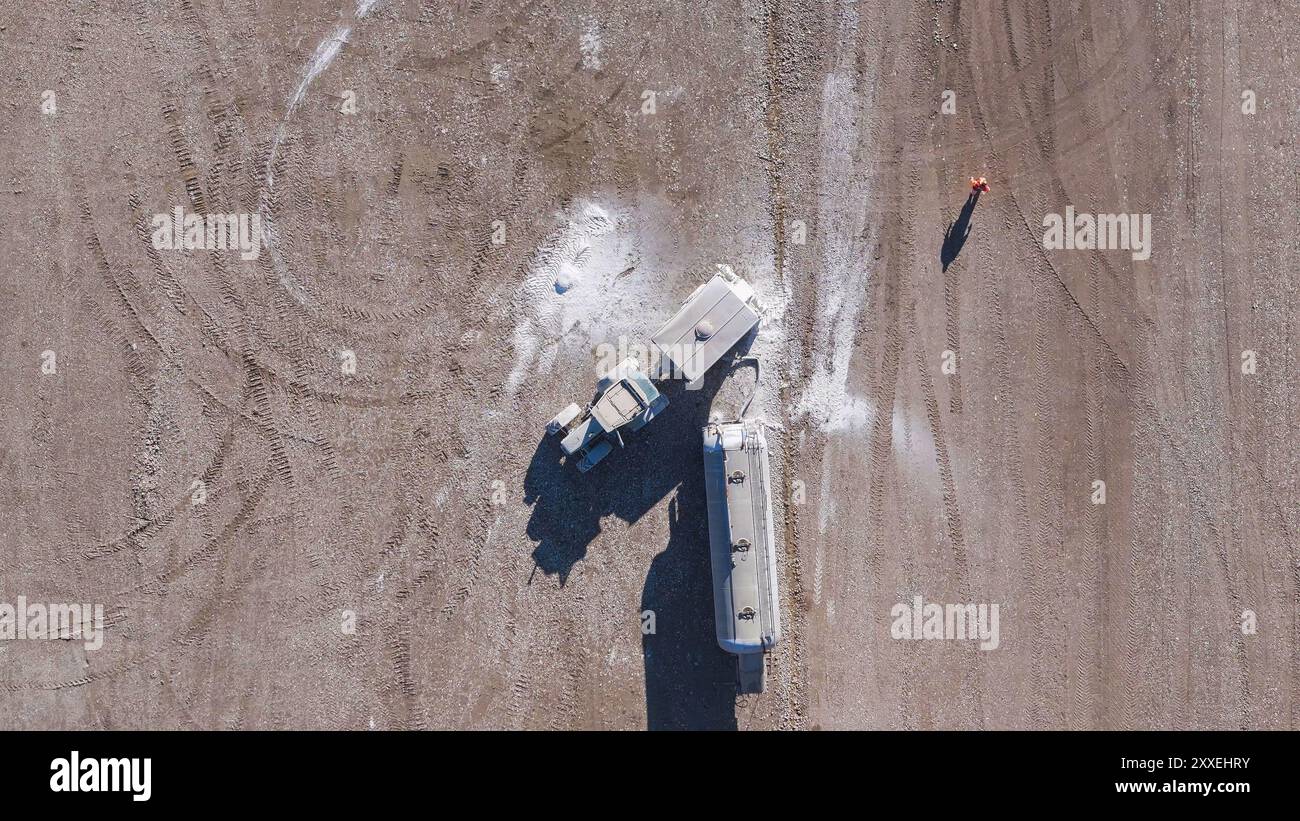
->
1, 0, 1296, 730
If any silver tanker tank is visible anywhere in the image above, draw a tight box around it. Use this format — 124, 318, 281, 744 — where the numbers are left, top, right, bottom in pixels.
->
702, 419, 781, 694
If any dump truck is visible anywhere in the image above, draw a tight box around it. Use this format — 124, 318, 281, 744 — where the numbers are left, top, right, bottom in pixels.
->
546, 358, 668, 472
651, 269, 762, 384
703, 418, 781, 693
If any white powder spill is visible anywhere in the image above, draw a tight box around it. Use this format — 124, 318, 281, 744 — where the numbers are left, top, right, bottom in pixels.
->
580, 17, 603, 70
712, 261, 787, 425
286, 26, 351, 114
506, 201, 661, 396
266, 0, 381, 189
887, 369, 941, 488
742, 265, 790, 366
794, 66, 876, 436
798, 3, 877, 607
260, 0, 383, 307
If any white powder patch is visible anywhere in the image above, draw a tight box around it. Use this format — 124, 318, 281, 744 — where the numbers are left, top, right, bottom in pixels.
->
506, 201, 661, 396
802, 366, 877, 433
717, 261, 788, 425
287, 26, 351, 114
580, 17, 603, 70
798, 4, 876, 607
893, 405, 938, 473
260, 0, 384, 307
792, 0, 877, 439
267, 0, 382, 187
793, 65, 876, 436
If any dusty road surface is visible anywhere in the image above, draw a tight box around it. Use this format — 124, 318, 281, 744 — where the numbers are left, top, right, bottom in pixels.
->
1, 0, 1295, 729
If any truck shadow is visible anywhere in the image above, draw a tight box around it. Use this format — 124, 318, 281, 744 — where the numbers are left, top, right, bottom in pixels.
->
522, 358, 748, 730
523, 367, 727, 584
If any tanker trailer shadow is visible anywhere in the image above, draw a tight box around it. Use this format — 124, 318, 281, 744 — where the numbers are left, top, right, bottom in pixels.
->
640, 492, 738, 730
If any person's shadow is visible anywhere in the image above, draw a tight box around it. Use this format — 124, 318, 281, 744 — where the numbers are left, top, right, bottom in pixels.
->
522, 341, 755, 730
941, 190, 980, 271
